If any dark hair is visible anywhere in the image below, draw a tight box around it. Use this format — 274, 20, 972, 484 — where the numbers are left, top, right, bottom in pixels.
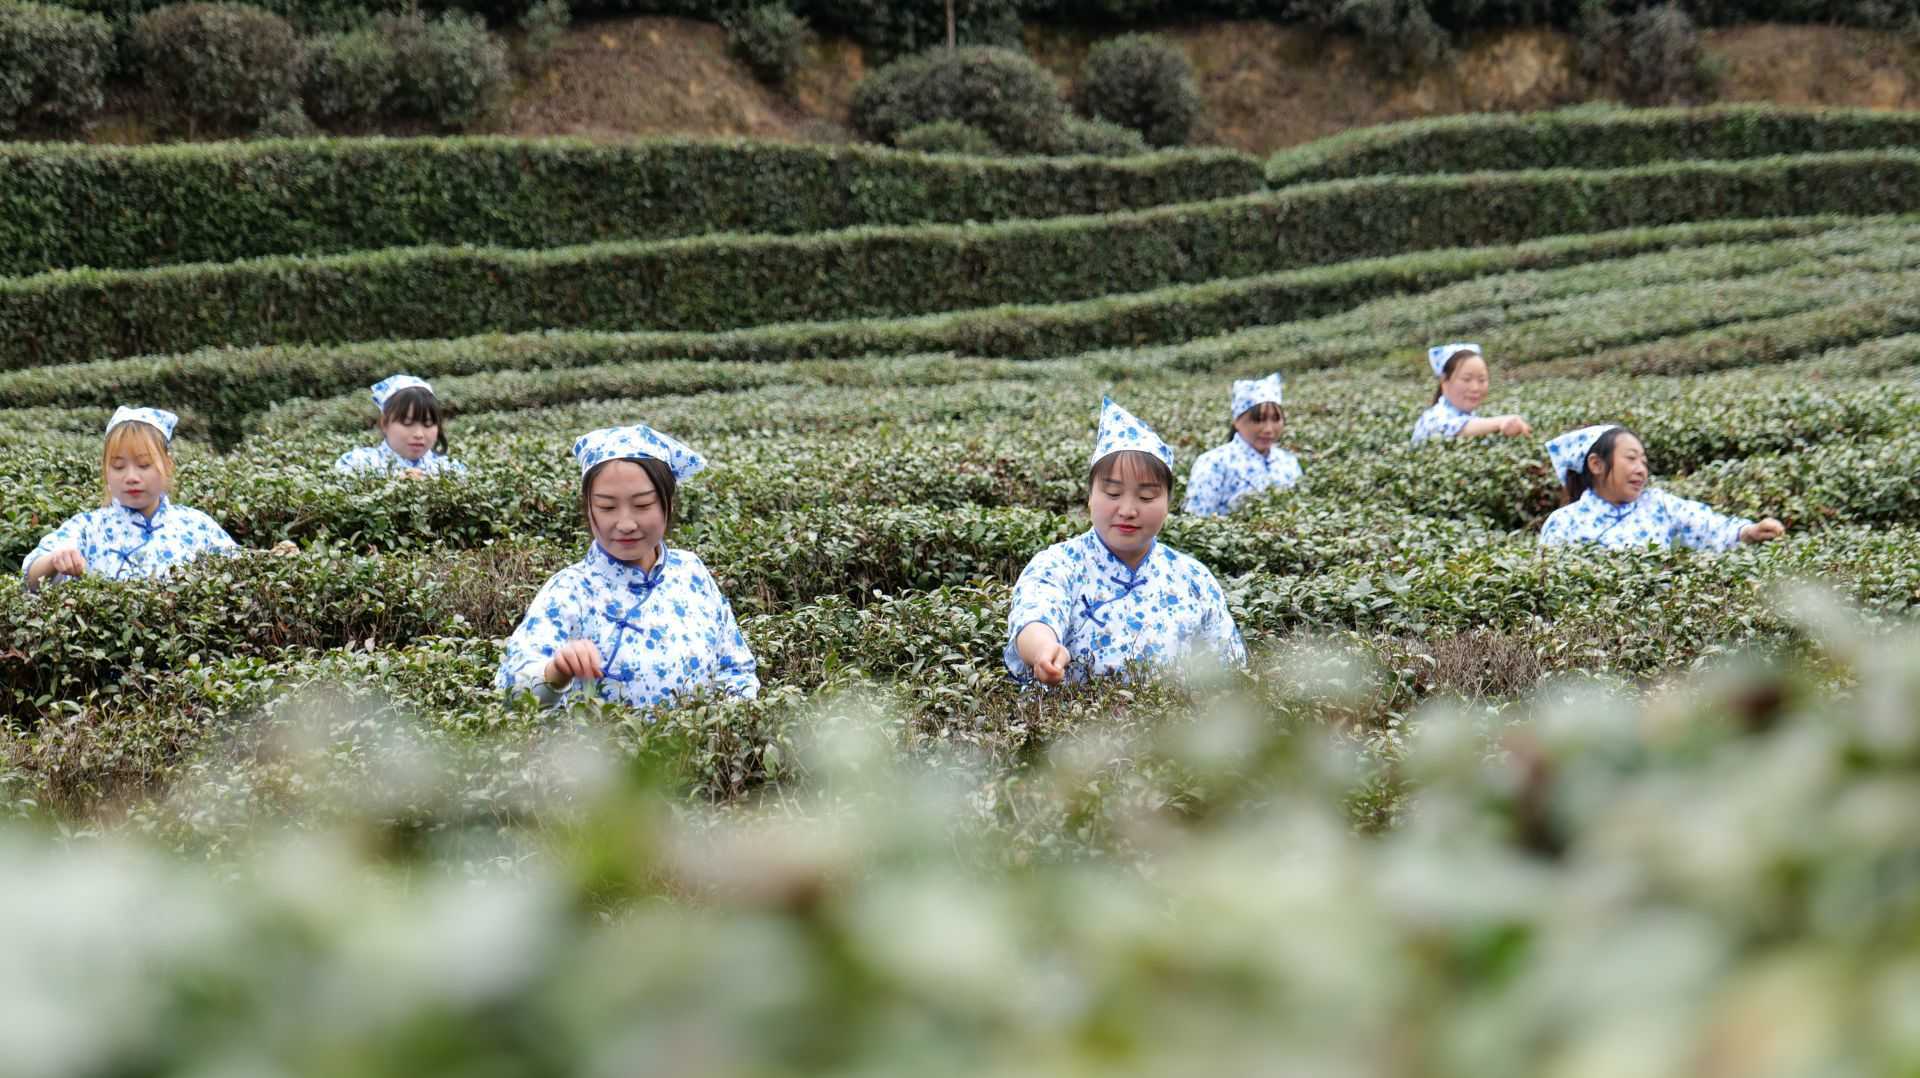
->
1228, 401, 1285, 441
581, 456, 678, 536
1088, 449, 1173, 495
1431, 349, 1484, 404
1563, 426, 1638, 503
380, 387, 448, 454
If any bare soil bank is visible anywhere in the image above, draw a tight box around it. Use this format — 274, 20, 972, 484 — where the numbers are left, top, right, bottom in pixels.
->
507, 17, 1920, 153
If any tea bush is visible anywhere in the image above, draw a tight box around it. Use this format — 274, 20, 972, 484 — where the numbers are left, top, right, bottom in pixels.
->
7, 153, 1920, 366
5, 115, 1920, 1067
0, 139, 1260, 276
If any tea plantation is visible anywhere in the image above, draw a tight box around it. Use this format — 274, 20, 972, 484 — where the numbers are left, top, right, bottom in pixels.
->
3, 105, 1919, 1074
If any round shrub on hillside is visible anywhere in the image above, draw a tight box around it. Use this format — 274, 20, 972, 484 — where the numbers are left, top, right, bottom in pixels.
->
1050, 116, 1149, 157
895, 120, 1001, 156
1074, 33, 1200, 149
725, 3, 813, 87
302, 27, 398, 124
378, 10, 510, 131
851, 46, 1069, 155
0, 1, 112, 136
129, 2, 301, 130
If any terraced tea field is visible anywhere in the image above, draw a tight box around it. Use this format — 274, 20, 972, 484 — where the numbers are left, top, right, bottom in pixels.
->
2, 106, 1919, 1074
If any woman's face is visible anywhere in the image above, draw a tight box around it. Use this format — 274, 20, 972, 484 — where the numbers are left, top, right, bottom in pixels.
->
1590, 433, 1649, 504
588, 460, 667, 569
1088, 454, 1168, 567
382, 413, 440, 463
107, 446, 167, 514
1441, 354, 1490, 413
1232, 406, 1284, 455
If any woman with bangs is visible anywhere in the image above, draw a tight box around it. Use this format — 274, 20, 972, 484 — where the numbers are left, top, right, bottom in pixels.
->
1184, 372, 1303, 516
334, 374, 468, 478
1005, 397, 1246, 686
22, 407, 236, 590
495, 423, 759, 709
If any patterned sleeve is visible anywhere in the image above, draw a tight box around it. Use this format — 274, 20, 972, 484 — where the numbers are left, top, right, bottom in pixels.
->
1660, 491, 1751, 552
1183, 453, 1230, 517
334, 448, 370, 476
1538, 506, 1575, 547
187, 509, 239, 553
496, 570, 587, 705
1003, 545, 1076, 678
1411, 405, 1470, 446
705, 579, 761, 701
1195, 569, 1249, 670
21, 511, 94, 583
1274, 452, 1304, 491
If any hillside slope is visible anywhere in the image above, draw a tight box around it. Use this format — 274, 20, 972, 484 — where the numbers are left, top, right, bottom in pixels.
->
507, 16, 1920, 152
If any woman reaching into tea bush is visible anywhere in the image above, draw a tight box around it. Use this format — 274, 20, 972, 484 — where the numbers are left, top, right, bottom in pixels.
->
21, 407, 236, 590
1540, 423, 1786, 550
1184, 372, 1303, 517
495, 424, 759, 709
1411, 343, 1534, 445
1006, 397, 1245, 686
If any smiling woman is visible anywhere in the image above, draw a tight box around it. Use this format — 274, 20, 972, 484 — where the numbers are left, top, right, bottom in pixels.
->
1539, 424, 1787, 550
1184, 371, 1303, 516
493, 423, 759, 711
1005, 396, 1245, 687
1411, 343, 1533, 446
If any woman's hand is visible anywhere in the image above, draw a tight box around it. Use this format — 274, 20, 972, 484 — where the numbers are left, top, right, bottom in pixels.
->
1016, 623, 1071, 686
1499, 415, 1533, 437
28, 546, 87, 586
1740, 518, 1786, 544
543, 640, 605, 688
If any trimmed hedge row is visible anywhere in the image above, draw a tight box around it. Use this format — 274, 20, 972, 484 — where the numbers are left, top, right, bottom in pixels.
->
1265, 106, 1920, 186
1156, 251, 1920, 382
10, 512, 1918, 722
0, 138, 1265, 276
234, 245, 1920, 445
1513, 285, 1920, 379
7, 153, 1920, 367
1670, 430, 1920, 529
0, 214, 1868, 424
7, 366, 1914, 576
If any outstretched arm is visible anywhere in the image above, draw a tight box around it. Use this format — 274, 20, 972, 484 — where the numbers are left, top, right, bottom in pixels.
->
1005, 550, 1076, 684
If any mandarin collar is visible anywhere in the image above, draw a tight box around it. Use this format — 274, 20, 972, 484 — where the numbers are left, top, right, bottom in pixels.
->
1089, 529, 1156, 580
589, 539, 668, 582
1580, 488, 1645, 515
1231, 432, 1276, 464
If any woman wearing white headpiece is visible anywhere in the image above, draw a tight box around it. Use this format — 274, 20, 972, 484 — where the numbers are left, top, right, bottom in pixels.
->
495, 425, 759, 709
22, 407, 237, 590
1411, 343, 1533, 446
334, 374, 468, 478
1184, 372, 1303, 517
1539, 424, 1786, 550
1006, 397, 1247, 686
